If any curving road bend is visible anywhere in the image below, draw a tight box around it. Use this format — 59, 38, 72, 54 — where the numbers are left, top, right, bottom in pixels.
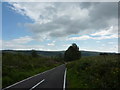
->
3, 64, 67, 90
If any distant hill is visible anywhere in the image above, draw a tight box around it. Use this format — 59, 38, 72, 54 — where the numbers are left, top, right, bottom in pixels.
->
2, 50, 102, 57
2, 50, 64, 57
81, 51, 100, 56
2, 50, 118, 57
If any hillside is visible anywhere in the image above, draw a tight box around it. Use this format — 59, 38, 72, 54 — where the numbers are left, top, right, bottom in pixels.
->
2, 50, 119, 88
2, 52, 63, 88
2, 50, 102, 57
66, 55, 119, 88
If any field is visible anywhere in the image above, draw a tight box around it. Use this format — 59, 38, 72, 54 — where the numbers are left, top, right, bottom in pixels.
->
66, 55, 119, 88
0, 54, 2, 89
2, 51, 120, 88
2, 52, 63, 88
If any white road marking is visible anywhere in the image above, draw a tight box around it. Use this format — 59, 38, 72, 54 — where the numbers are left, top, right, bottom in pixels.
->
63, 68, 67, 90
3, 64, 64, 89
29, 79, 45, 90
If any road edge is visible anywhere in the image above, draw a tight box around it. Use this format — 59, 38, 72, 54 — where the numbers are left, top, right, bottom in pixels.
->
3, 64, 64, 90
63, 68, 67, 90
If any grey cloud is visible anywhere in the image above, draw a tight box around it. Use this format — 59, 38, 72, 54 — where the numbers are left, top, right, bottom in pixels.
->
89, 2, 118, 20
79, 2, 99, 9
22, 2, 118, 38
25, 16, 89, 37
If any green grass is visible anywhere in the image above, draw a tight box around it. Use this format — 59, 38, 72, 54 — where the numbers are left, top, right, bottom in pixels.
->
2, 52, 63, 88
0, 54, 2, 89
66, 55, 119, 88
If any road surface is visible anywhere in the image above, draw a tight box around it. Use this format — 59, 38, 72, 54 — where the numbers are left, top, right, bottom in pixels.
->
3, 64, 67, 90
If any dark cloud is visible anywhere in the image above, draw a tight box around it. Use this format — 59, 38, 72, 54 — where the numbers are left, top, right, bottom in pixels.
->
20, 2, 118, 38
79, 2, 99, 9
89, 2, 118, 20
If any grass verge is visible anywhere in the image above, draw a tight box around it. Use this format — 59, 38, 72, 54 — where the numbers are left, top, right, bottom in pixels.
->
66, 55, 119, 88
2, 52, 63, 88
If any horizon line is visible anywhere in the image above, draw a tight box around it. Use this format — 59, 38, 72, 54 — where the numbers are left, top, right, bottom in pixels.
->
1, 49, 118, 53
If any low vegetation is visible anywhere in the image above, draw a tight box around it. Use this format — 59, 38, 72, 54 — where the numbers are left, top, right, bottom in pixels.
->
67, 55, 119, 88
0, 54, 2, 89
2, 52, 64, 88
2, 47, 119, 88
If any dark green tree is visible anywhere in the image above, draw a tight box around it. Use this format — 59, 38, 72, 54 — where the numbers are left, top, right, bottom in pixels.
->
64, 43, 81, 61
31, 50, 38, 57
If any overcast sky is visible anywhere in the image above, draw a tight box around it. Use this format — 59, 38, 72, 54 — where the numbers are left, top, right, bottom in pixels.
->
2, 2, 119, 52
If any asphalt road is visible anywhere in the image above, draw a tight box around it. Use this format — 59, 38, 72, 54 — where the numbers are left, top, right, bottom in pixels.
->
3, 64, 67, 90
